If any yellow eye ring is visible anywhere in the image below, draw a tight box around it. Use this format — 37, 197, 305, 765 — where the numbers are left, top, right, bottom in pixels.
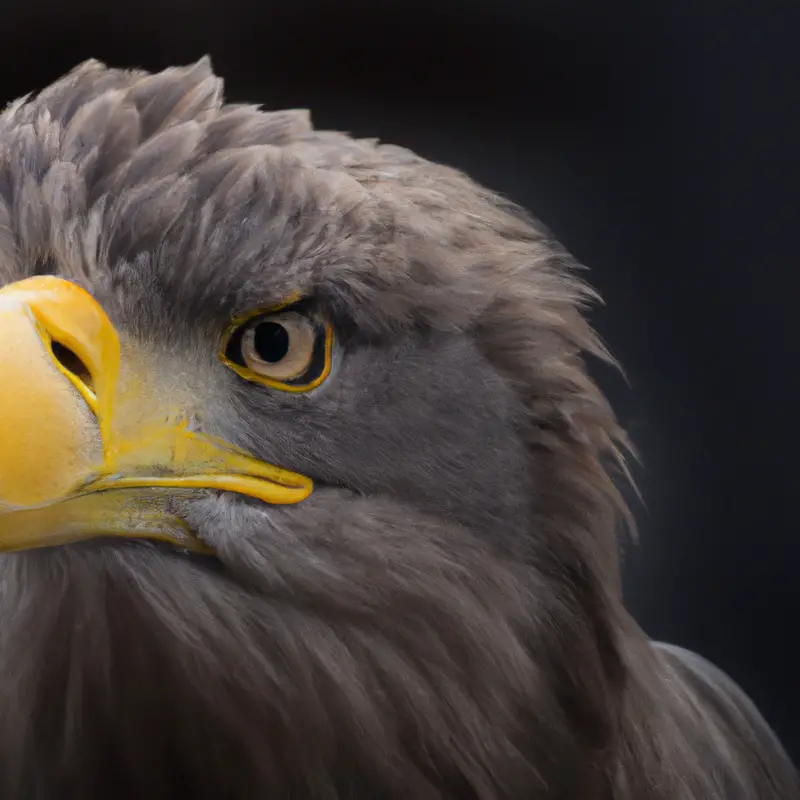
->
219, 303, 333, 393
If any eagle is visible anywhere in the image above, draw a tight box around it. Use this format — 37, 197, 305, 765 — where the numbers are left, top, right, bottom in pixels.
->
0, 59, 794, 800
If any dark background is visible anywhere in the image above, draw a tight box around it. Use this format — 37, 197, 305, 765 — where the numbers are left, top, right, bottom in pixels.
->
3, 0, 797, 761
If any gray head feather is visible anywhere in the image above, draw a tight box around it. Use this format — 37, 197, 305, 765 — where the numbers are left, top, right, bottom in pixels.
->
0, 59, 794, 800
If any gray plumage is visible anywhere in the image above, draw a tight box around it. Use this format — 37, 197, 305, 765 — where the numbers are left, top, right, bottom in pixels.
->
0, 58, 795, 799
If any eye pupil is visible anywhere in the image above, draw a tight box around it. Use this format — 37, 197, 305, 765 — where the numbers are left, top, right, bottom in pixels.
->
253, 322, 290, 363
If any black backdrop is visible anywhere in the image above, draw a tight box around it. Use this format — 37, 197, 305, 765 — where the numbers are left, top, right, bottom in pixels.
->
2, 0, 798, 761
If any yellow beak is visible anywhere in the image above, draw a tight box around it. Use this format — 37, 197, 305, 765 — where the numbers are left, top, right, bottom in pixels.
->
0, 276, 312, 553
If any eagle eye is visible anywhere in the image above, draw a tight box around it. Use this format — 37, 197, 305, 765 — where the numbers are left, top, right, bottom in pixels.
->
221, 306, 333, 392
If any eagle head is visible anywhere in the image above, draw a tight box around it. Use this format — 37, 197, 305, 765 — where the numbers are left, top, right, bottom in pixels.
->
0, 58, 635, 798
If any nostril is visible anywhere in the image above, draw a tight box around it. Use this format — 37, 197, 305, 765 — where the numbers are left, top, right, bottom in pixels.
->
51, 341, 95, 394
